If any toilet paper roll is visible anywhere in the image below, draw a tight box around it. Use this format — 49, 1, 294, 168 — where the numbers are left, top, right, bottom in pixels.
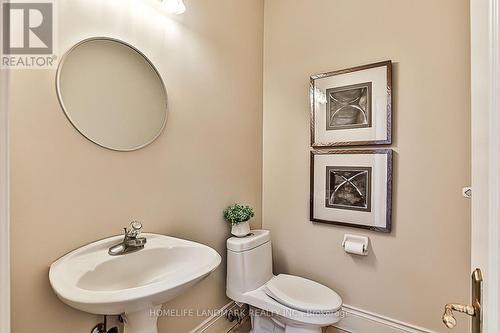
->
344, 241, 365, 255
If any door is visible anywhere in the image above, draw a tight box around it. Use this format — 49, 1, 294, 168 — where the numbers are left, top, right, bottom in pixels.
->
442, 1, 500, 332
458, 0, 500, 332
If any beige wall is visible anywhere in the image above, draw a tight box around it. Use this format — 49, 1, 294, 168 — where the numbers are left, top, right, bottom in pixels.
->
0, 4, 10, 330
10, 0, 472, 332
10, 0, 263, 332
263, 0, 471, 332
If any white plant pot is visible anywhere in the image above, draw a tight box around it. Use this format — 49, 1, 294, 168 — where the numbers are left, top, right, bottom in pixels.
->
231, 221, 251, 237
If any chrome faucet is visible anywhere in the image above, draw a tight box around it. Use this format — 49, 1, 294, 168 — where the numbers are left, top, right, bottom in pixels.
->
108, 221, 147, 256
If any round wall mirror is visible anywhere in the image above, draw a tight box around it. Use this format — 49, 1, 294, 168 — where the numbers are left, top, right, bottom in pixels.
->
56, 37, 168, 151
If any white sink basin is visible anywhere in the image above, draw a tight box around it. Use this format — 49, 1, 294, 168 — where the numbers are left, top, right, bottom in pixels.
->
49, 233, 221, 333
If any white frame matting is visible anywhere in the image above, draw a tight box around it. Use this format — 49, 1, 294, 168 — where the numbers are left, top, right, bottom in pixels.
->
471, 0, 500, 332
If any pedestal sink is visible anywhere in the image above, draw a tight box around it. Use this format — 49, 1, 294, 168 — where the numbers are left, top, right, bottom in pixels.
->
49, 233, 222, 333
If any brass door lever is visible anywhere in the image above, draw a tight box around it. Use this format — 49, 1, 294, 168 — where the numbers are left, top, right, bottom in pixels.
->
442, 269, 482, 332
442, 303, 476, 328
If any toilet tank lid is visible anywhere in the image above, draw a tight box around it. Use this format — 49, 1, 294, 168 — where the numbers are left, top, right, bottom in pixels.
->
227, 229, 270, 252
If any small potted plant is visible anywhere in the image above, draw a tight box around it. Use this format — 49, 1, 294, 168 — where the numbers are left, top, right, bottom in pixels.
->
223, 204, 254, 237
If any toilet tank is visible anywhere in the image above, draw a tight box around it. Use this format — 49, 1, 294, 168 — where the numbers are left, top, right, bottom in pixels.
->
226, 229, 273, 300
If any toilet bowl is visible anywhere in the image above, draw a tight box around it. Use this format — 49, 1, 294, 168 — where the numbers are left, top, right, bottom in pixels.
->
226, 230, 342, 333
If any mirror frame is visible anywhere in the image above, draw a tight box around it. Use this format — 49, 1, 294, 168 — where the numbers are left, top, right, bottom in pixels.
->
55, 37, 168, 152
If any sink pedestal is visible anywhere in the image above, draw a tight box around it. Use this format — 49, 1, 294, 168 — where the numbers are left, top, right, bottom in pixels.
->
124, 306, 162, 333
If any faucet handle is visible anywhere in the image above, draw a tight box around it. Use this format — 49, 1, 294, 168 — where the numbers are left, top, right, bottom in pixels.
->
126, 221, 143, 237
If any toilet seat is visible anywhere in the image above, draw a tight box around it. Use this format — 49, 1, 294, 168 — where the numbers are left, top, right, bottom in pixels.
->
237, 286, 341, 328
264, 274, 342, 314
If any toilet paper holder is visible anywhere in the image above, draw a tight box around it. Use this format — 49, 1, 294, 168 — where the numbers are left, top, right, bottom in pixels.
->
342, 234, 369, 256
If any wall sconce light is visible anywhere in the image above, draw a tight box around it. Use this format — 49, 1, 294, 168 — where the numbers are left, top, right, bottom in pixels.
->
161, 0, 186, 14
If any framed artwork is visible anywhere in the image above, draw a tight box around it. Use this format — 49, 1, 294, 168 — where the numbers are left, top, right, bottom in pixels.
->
310, 149, 393, 233
310, 61, 392, 147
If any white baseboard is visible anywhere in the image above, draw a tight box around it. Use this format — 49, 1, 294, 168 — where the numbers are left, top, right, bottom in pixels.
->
191, 302, 436, 333
333, 305, 437, 333
190, 301, 243, 333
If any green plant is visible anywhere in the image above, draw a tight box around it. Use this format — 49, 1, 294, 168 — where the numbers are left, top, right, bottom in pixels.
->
223, 204, 254, 225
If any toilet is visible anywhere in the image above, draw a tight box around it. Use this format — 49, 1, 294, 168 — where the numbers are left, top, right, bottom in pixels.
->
226, 230, 343, 333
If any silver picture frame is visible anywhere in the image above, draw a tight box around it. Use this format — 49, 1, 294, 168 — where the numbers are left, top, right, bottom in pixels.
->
310, 149, 393, 233
310, 61, 392, 147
